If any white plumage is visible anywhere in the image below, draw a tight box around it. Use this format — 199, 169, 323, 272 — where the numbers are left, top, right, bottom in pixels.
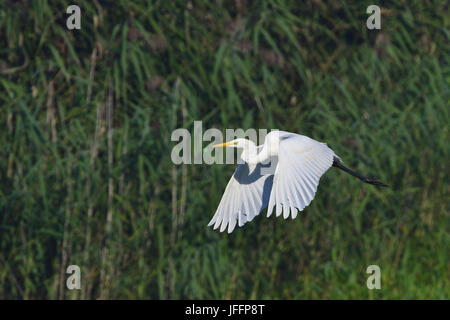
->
208, 131, 341, 233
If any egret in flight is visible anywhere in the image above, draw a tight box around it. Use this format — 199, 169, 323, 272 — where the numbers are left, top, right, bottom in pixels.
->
208, 131, 387, 233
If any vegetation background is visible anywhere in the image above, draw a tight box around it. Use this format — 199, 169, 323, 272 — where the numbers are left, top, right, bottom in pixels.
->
0, 0, 448, 299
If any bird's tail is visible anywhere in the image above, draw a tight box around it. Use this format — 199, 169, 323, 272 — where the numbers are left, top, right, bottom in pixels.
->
332, 157, 388, 187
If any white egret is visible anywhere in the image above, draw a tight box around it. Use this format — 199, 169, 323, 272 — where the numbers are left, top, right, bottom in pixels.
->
209, 130, 387, 233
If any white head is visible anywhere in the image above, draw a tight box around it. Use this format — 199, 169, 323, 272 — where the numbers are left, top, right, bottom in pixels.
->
212, 138, 256, 150
212, 138, 260, 164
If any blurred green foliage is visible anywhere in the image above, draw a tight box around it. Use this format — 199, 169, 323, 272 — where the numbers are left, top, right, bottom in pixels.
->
0, 0, 448, 299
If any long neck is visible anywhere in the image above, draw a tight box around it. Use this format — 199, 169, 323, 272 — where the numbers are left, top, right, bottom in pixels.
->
241, 143, 270, 165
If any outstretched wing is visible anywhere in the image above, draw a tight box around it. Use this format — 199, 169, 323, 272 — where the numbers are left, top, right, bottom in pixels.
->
208, 160, 275, 233
267, 134, 338, 219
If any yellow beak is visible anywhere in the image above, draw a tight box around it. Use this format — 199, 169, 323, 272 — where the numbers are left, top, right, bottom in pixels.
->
212, 141, 235, 148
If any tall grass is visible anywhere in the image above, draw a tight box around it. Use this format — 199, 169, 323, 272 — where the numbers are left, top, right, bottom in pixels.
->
0, 0, 448, 299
